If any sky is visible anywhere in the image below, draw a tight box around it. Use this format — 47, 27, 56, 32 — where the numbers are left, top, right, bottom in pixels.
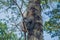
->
0, 8, 58, 40
43, 31, 58, 40
42, 12, 58, 40
0, 1, 59, 40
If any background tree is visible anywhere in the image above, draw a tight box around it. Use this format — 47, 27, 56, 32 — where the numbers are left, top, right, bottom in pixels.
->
43, 1, 60, 40
0, 0, 60, 40
0, 22, 18, 40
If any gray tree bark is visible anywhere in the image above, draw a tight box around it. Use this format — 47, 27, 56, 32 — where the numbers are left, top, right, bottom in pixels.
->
23, 0, 44, 40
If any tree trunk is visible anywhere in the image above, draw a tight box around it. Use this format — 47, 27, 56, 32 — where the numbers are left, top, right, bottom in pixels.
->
24, 0, 43, 40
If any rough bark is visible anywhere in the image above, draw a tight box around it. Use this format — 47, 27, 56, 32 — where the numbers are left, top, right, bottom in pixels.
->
23, 0, 43, 40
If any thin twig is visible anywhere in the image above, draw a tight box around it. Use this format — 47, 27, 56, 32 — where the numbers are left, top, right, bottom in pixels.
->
13, 0, 27, 40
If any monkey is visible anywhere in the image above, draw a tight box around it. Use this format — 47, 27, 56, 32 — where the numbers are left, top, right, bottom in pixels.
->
21, 11, 34, 40
22, 10, 35, 28
22, 6, 42, 36
20, 11, 33, 33
22, 10, 36, 36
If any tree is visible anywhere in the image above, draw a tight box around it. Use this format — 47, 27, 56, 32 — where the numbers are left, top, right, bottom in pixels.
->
0, 0, 60, 40
23, 0, 43, 40
0, 22, 18, 40
44, 2, 60, 40
0, 0, 26, 40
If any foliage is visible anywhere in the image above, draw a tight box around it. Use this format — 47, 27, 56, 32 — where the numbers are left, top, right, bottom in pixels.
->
44, 2, 60, 38
0, 0, 28, 40
0, 0, 60, 40
0, 22, 18, 40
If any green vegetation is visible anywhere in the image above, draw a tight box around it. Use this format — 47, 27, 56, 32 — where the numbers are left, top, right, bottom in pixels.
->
0, 22, 18, 40
0, 0, 60, 40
